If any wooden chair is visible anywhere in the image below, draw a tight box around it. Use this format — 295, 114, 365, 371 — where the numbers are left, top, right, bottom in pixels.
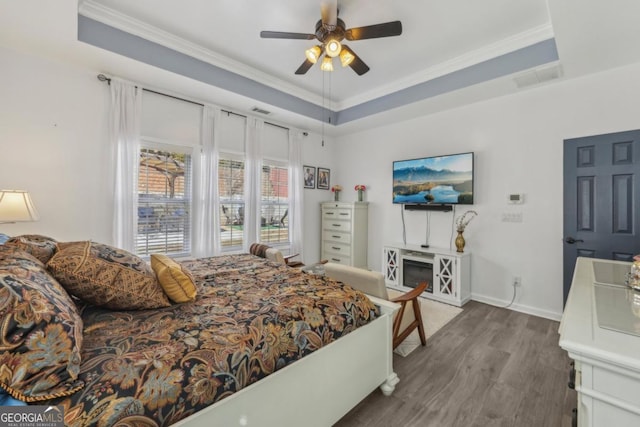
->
323, 263, 427, 350
390, 283, 427, 349
249, 243, 304, 267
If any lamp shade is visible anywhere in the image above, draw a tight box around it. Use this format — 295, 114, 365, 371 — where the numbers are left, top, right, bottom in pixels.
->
305, 45, 322, 64
340, 46, 355, 67
0, 190, 40, 223
321, 56, 334, 72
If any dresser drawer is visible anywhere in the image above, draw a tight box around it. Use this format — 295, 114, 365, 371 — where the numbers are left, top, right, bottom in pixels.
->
324, 254, 352, 265
323, 220, 352, 232
324, 242, 351, 255
322, 208, 352, 221
592, 364, 640, 406
322, 230, 352, 244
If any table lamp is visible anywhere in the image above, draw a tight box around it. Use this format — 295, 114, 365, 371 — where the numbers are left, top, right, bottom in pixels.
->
0, 190, 40, 224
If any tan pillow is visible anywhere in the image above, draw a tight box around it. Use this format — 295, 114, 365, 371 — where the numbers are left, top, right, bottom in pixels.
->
4, 234, 58, 264
150, 254, 197, 303
47, 241, 170, 310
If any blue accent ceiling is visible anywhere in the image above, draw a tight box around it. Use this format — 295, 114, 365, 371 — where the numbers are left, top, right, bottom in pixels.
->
337, 39, 558, 124
78, 15, 558, 126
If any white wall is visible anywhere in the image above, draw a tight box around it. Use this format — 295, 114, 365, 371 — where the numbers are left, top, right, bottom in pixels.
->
334, 62, 640, 320
301, 133, 335, 264
0, 46, 112, 242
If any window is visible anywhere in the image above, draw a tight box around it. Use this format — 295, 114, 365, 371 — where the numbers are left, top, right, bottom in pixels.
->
137, 147, 191, 257
261, 160, 289, 245
218, 154, 245, 248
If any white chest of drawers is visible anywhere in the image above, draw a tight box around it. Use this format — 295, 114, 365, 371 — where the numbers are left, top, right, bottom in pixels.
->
560, 257, 640, 427
320, 202, 368, 268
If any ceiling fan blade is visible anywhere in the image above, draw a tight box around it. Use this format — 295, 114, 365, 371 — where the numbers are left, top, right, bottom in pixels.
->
342, 46, 370, 75
345, 21, 403, 40
260, 31, 315, 40
321, 0, 338, 27
295, 58, 315, 75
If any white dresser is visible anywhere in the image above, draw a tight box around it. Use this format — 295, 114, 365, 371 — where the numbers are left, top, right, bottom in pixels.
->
559, 257, 640, 427
320, 202, 368, 268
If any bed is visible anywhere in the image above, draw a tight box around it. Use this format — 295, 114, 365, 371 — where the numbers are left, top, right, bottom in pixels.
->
0, 235, 399, 427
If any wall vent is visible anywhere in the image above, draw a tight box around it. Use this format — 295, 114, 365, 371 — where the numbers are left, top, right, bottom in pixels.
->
514, 64, 563, 89
251, 106, 271, 115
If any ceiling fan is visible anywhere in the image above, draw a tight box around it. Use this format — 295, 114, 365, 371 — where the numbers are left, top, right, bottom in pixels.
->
260, 0, 402, 76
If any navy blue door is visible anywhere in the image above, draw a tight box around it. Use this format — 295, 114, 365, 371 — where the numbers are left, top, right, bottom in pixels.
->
563, 130, 640, 304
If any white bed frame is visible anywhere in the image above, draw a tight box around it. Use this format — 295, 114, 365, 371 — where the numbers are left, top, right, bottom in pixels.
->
174, 296, 399, 427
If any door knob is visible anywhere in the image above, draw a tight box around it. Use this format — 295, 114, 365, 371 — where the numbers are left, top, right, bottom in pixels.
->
565, 237, 584, 244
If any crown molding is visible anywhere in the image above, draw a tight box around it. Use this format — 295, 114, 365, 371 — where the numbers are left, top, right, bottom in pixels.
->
78, 1, 554, 119
78, 0, 329, 107
334, 23, 555, 110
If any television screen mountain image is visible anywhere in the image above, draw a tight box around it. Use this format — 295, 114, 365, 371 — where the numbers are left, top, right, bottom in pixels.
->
393, 152, 474, 205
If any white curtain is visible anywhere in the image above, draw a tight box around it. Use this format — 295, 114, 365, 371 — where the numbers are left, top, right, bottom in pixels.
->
192, 105, 221, 257
243, 117, 264, 251
110, 78, 141, 252
288, 130, 304, 260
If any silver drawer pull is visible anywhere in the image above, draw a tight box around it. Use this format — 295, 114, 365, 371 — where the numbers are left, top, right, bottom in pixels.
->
339, 213, 348, 216
332, 235, 341, 239
331, 258, 341, 262
331, 246, 341, 250
326, 212, 335, 215
332, 224, 341, 227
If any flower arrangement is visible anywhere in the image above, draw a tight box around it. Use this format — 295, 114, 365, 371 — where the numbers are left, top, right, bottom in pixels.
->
456, 210, 478, 232
331, 185, 342, 201
354, 184, 366, 191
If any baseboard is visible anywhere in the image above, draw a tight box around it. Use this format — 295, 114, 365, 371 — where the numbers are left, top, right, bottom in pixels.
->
471, 293, 562, 322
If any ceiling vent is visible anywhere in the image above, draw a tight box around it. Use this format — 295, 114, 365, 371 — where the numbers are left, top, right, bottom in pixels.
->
514, 63, 563, 89
251, 106, 271, 115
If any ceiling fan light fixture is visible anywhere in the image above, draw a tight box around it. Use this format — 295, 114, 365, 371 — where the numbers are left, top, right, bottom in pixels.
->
325, 39, 342, 58
305, 45, 322, 64
339, 47, 355, 67
321, 56, 334, 71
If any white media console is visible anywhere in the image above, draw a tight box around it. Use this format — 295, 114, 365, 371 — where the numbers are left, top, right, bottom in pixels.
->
383, 243, 471, 307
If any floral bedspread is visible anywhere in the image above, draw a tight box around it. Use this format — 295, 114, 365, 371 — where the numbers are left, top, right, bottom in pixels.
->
47, 254, 379, 426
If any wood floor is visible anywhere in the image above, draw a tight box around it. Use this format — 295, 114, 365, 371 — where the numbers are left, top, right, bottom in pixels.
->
335, 301, 576, 427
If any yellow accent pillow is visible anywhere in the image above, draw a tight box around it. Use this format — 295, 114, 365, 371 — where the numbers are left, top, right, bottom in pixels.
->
150, 254, 197, 303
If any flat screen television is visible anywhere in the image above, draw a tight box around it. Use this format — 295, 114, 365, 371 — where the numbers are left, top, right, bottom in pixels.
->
393, 152, 474, 205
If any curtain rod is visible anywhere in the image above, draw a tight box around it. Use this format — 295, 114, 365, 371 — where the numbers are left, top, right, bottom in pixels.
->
97, 74, 289, 131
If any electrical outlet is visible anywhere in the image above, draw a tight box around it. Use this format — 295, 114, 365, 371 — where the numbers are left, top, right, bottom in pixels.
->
514, 276, 522, 287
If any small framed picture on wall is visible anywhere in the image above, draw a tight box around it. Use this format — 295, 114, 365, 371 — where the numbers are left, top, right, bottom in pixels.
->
303, 166, 316, 189
317, 168, 330, 190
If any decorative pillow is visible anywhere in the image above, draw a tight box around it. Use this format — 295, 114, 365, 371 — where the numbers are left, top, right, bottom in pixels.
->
0, 245, 45, 268
0, 256, 84, 402
4, 235, 58, 264
46, 241, 170, 310
0, 233, 9, 245
150, 254, 197, 303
